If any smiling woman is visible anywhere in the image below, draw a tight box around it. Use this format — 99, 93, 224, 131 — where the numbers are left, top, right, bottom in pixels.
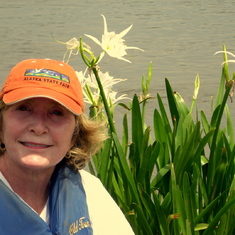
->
0, 58, 134, 235
1, 98, 76, 170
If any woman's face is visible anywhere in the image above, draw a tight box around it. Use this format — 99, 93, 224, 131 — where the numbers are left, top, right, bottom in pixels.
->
0, 98, 76, 172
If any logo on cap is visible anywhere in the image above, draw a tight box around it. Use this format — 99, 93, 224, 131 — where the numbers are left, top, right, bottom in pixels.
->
25, 68, 70, 83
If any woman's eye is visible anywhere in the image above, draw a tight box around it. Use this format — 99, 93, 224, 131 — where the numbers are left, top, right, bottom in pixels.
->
17, 105, 30, 111
52, 110, 63, 116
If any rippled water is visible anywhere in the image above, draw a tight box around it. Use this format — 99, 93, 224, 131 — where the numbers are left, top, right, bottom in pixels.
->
1, 0, 235, 124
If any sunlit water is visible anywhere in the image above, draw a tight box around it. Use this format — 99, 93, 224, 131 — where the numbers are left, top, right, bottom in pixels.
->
1, 0, 235, 129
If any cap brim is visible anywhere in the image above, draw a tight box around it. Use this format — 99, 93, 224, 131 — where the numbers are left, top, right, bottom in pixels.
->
3, 87, 83, 115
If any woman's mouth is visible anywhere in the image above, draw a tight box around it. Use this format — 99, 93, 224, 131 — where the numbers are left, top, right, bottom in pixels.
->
20, 142, 51, 148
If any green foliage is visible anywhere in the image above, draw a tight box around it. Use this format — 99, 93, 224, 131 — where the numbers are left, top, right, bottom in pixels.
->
89, 45, 235, 234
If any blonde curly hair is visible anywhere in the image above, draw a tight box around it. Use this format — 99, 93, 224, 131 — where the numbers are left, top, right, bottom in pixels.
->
0, 100, 107, 172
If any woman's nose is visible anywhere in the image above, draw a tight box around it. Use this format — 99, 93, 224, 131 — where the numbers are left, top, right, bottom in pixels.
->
28, 112, 49, 135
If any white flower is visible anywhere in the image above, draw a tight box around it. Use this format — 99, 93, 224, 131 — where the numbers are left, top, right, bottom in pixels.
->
66, 37, 80, 50
62, 38, 80, 63
63, 38, 92, 63
76, 70, 129, 106
85, 14, 143, 63
90, 71, 126, 89
76, 71, 95, 105
214, 50, 235, 65
108, 90, 130, 107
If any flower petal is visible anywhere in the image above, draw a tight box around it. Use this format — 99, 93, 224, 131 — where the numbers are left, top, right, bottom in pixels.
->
85, 34, 101, 46
214, 51, 235, 57
119, 25, 133, 38
101, 14, 108, 34
85, 15, 143, 63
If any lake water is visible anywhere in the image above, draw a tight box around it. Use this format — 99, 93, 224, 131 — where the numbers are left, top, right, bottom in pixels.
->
1, 0, 235, 127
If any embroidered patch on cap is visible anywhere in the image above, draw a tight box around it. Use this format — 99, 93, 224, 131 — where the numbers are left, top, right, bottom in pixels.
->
25, 68, 70, 83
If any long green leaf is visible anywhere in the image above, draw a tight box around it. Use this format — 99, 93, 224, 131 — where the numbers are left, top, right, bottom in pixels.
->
225, 104, 234, 147
194, 190, 229, 226
132, 94, 143, 149
97, 138, 112, 184
112, 133, 141, 204
174, 91, 189, 118
183, 172, 194, 234
165, 78, 179, 124
202, 198, 235, 235
132, 203, 153, 235
152, 192, 171, 235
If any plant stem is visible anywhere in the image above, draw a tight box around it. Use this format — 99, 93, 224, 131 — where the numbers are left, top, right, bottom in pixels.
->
92, 66, 117, 134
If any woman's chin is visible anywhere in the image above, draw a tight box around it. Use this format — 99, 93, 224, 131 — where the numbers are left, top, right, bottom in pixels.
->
20, 155, 52, 170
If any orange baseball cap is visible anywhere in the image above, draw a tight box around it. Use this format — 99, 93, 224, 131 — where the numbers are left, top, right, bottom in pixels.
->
0, 58, 85, 115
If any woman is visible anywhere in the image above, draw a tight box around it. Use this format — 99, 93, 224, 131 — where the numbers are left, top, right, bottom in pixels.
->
0, 59, 134, 234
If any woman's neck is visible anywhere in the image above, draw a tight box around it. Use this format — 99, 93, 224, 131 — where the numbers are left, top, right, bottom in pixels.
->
0, 157, 54, 214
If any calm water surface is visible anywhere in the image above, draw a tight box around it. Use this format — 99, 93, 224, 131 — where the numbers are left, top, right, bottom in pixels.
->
1, 0, 235, 126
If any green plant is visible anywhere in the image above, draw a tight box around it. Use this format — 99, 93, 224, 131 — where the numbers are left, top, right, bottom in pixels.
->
90, 46, 235, 234
56, 15, 235, 234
